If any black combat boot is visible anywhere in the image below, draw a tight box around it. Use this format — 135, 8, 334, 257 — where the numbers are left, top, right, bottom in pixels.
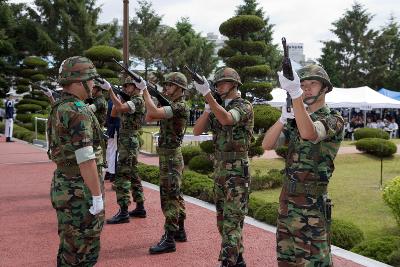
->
174, 220, 187, 242
104, 172, 110, 181
129, 202, 147, 218
106, 206, 130, 224
6, 137, 14, 142
235, 253, 246, 267
149, 231, 176, 254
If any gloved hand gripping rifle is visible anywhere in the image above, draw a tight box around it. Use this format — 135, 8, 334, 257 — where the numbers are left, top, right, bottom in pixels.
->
281, 37, 294, 112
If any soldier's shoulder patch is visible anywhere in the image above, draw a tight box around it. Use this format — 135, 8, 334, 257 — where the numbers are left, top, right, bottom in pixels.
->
74, 101, 85, 107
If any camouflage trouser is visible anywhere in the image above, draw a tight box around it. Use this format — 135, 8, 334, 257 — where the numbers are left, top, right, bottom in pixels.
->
158, 147, 186, 232
50, 170, 105, 267
213, 157, 250, 265
277, 184, 332, 267
114, 134, 144, 208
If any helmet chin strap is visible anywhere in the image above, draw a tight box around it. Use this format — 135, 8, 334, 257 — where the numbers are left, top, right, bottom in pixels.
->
169, 86, 184, 101
219, 84, 236, 99
82, 80, 92, 100
302, 88, 326, 105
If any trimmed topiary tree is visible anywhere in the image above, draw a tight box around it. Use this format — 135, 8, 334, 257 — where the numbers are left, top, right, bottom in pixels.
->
354, 127, 389, 140
355, 138, 397, 157
219, 15, 273, 101
253, 104, 281, 133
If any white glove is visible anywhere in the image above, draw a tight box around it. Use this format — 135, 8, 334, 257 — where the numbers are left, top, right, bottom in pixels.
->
43, 88, 53, 97
277, 70, 303, 99
89, 195, 104, 215
279, 103, 295, 124
133, 77, 147, 91
99, 79, 111, 91
194, 76, 211, 96
204, 103, 211, 113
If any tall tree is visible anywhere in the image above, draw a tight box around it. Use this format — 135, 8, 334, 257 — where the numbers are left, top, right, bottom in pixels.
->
319, 2, 377, 87
235, 0, 281, 81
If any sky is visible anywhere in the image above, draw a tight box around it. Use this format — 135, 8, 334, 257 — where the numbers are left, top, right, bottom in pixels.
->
11, 0, 400, 60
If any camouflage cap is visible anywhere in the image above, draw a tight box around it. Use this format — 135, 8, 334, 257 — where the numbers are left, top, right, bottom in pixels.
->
213, 67, 242, 86
163, 72, 187, 90
297, 64, 333, 92
58, 56, 98, 85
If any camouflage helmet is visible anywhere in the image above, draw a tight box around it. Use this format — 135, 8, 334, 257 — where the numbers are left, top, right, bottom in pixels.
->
297, 64, 333, 93
163, 72, 187, 90
213, 67, 242, 86
122, 76, 136, 87
58, 56, 98, 85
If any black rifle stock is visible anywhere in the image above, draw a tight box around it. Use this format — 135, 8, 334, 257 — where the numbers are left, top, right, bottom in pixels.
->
183, 65, 223, 105
112, 58, 171, 106
281, 37, 294, 112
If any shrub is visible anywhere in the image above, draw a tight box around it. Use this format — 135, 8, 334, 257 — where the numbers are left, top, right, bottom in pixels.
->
188, 154, 214, 174
225, 55, 264, 69
275, 145, 288, 159
17, 99, 49, 109
137, 163, 160, 185
16, 113, 33, 123
23, 56, 48, 68
219, 15, 265, 38
31, 114, 48, 134
354, 127, 389, 140
253, 104, 281, 133
182, 170, 214, 203
16, 85, 30, 94
388, 249, 400, 267
217, 46, 236, 58
16, 78, 31, 86
84, 45, 123, 62
331, 219, 364, 250
16, 104, 42, 114
351, 236, 400, 264
181, 145, 202, 165
383, 176, 400, 225
248, 196, 279, 226
225, 40, 267, 55
251, 169, 284, 191
30, 73, 46, 81
20, 68, 40, 77
355, 138, 397, 157
199, 140, 214, 154
249, 143, 264, 158
241, 65, 272, 78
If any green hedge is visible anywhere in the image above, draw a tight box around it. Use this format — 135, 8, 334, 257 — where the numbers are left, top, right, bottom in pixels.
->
253, 104, 281, 133
251, 169, 284, 191
31, 114, 48, 134
16, 104, 43, 113
355, 138, 397, 157
188, 154, 214, 174
16, 113, 34, 123
17, 98, 49, 109
383, 176, 400, 226
181, 145, 202, 165
200, 140, 214, 154
275, 145, 288, 159
248, 196, 279, 226
0, 122, 45, 143
331, 219, 364, 250
219, 15, 265, 38
182, 170, 214, 203
351, 236, 400, 264
354, 128, 389, 140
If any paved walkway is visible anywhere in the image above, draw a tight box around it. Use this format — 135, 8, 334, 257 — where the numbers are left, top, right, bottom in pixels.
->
0, 137, 390, 267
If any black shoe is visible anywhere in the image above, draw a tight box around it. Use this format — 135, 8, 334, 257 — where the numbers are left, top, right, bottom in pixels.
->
174, 220, 187, 242
236, 254, 246, 267
109, 174, 115, 183
104, 172, 110, 181
149, 232, 176, 254
106, 208, 130, 224
129, 202, 147, 218
6, 137, 14, 142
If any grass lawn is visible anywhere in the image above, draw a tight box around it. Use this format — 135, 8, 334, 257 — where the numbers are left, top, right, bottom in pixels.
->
250, 153, 400, 240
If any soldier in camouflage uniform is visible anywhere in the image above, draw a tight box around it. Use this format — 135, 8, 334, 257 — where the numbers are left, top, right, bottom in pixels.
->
87, 80, 108, 128
138, 72, 189, 254
262, 65, 344, 267
48, 56, 107, 266
105, 76, 147, 224
193, 67, 254, 267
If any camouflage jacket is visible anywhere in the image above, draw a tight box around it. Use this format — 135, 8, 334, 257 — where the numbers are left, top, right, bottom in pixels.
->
284, 105, 344, 182
93, 95, 107, 127
119, 95, 145, 137
208, 97, 254, 153
158, 97, 189, 149
47, 93, 105, 171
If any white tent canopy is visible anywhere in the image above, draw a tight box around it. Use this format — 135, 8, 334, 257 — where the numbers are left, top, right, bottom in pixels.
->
266, 86, 400, 110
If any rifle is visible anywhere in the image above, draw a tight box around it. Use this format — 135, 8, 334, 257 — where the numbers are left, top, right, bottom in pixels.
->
94, 77, 131, 102
112, 58, 171, 106
30, 82, 61, 99
281, 37, 294, 112
183, 65, 223, 105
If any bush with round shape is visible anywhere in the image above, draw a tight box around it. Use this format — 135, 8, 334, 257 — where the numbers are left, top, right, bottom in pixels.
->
30, 73, 46, 81
96, 68, 118, 78
182, 170, 214, 203
251, 169, 284, 190
16, 113, 33, 123
383, 176, 400, 225
241, 65, 271, 78
188, 154, 213, 174
199, 140, 214, 154
248, 196, 279, 226
275, 145, 288, 159
23, 56, 48, 68
181, 145, 202, 165
249, 143, 264, 158
355, 138, 397, 157
225, 40, 267, 55
219, 15, 265, 38
16, 85, 30, 94
20, 68, 40, 77
17, 98, 49, 109
16, 104, 42, 114
225, 55, 263, 69
84, 45, 123, 62
351, 236, 400, 264
354, 127, 389, 140
253, 104, 281, 133
331, 219, 364, 250
16, 78, 31, 85
217, 46, 236, 58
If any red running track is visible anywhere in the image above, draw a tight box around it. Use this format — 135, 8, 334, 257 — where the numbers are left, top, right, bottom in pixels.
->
0, 137, 375, 267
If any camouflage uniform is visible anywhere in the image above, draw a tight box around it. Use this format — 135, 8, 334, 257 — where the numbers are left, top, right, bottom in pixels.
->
48, 56, 105, 266
158, 72, 189, 233
206, 68, 254, 266
277, 65, 344, 267
92, 95, 108, 128
114, 93, 146, 208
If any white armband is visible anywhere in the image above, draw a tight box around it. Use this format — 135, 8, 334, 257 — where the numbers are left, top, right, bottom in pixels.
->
126, 101, 136, 114
228, 109, 241, 124
75, 146, 96, 164
163, 106, 173, 119
311, 121, 327, 144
